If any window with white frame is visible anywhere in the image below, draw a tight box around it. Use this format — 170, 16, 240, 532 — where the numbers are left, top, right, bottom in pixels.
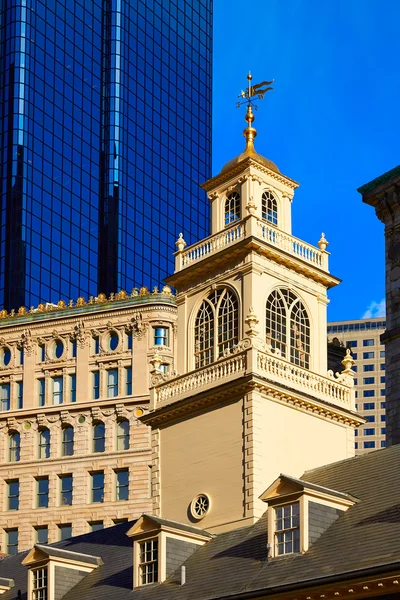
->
0, 383, 10, 411
261, 191, 278, 225
139, 538, 158, 585
52, 377, 63, 405
117, 419, 129, 451
275, 502, 300, 555
224, 191, 240, 226
107, 369, 118, 398
266, 289, 310, 369
9, 432, 20, 462
194, 288, 239, 368
38, 428, 50, 459
153, 327, 169, 347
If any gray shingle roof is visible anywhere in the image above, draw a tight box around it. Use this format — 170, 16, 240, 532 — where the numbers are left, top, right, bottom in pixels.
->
0, 445, 400, 600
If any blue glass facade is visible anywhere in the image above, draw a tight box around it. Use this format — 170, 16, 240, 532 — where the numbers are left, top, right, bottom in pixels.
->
0, 0, 212, 310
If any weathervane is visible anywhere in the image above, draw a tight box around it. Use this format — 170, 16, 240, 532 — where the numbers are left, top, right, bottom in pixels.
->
236, 72, 274, 110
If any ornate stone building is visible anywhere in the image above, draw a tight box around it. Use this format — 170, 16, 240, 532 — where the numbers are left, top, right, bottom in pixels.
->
0, 287, 177, 553
144, 97, 364, 534
359, 165, 400, 446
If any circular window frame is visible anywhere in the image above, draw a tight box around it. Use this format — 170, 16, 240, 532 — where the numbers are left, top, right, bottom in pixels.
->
0, 346, 12, 368
103, 330, 120, 353
190, 493, 211, 520
48, 338, 65, 361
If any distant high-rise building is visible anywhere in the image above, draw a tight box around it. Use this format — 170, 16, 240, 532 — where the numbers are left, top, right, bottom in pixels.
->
327, 318, 386, 454
0, 0, 212, 311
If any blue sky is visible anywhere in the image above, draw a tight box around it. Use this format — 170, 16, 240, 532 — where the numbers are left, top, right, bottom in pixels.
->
212, 0, 398, 321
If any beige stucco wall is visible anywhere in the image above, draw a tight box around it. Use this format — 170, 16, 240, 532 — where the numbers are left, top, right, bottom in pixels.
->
251, 391, 353, 519
159, 399, 245, 531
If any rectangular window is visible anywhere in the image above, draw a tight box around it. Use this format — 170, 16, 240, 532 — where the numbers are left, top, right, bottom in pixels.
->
0, 384, 10, 411
381, 402, 386, 409
16, 381, 23, 409
37, 477, 49, 508
32, 567, 47, 600
39, 345, 45, 362
52, 377, 63, 405
381, 389, 386, 396
381, 414, 386, 422
381, 376, 386, 383
139, 539, 159, 585
91, 472, 104, 503
381, 427, 386, 434
89, 521, 103, 532
59, 475, 73, 506
363, 352, 374, 359
7, 480, 19, 510
58, 524, 72, 541
71, 341, 77, 359
352, 353, 358, 360
380, 364, 385, 370
365, 415, 375, 422
126, 332, 133, 351
364, 428, 375, 436
35, 526, 48, 544
275, 502, 300, 555
363, 390, 375, 398
107, 369, 118, 398
354, 378, 358, 385
363, 364, 374, 372
153, 327, 169, 346
364, 441, 375, 449
355, 441, 358, 449
363, 402, 375, 410
116, 469, 129, 501
16, 348, 24, 366
363, 377, 374, 384
5, 529, 18, 555
363, 339, 374, 346
125, 367, 132, 395
93, 371, 100, 399
381, 440, 386, 447
38, 379, 45, 407
354, 429, 358, 436
380, 350, 385, 358
92, 337, 100, 355
69, 374, 76, 403
346, 341, 357, 347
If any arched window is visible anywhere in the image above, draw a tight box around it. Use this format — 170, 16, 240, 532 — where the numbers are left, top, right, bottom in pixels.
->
62, 426, 74, 456
117, 419, 130, 451
9, 432, 20, 462
224, 192, 241, 226
93, 422, 105, 453
195, 288, 239, 368
266, 289, 310, 369
39, 428, 50, 459
262, 191, 278, 226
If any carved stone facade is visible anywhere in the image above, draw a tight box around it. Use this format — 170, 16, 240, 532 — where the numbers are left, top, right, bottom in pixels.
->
0, 291, 177, 552
359, 165, 400, 446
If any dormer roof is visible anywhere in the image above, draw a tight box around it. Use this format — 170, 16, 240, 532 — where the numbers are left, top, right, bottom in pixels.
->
259, 473, 359, 505
126, 514, 213, 541
22, 544, 103, 567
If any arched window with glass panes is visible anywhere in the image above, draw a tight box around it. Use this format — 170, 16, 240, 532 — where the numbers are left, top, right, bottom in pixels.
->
194, 288, 239, 368
224, 192, 241, 226
262, 191, 278, 226
266, 289, 310, 369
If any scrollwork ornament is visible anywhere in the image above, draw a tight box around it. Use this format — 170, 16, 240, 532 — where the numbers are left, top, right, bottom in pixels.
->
72, 321, 87, 349
132, 314, 148, 339
20, 328, 34, 356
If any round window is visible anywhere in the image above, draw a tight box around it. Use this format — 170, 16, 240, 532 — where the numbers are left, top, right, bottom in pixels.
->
108, 331, 119, 352
0, 347, 11, 367
190, 494, 210, 520
52, 339, 64, 359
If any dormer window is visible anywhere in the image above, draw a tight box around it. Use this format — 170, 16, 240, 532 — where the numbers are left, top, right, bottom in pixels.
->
262, 191, 278, 226
32, 567, 47, 600
224, 192, 240, 226
139, 538, 158, 585
275, 502, 300, 555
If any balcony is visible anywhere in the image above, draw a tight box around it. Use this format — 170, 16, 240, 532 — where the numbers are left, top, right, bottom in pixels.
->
175, 215, 328, 273
152, 342, 355, 417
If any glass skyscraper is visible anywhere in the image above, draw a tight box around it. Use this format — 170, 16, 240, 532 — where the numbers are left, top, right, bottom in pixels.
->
0, 0, 212, 310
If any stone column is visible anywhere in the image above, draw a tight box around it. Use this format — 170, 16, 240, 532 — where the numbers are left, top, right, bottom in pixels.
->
360, 167, 400, 446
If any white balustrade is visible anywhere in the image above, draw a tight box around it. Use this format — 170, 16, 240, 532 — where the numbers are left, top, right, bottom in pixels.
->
175, 216, 327, 272
180, 222, 244, 268
156, 351, 247, 404
257, 350, 352, 408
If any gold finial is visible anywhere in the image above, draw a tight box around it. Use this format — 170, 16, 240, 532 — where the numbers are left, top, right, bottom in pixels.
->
237, 72, 274, 155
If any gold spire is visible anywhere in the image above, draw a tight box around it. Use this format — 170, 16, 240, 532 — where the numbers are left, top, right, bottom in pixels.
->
221, 72, 278, 174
